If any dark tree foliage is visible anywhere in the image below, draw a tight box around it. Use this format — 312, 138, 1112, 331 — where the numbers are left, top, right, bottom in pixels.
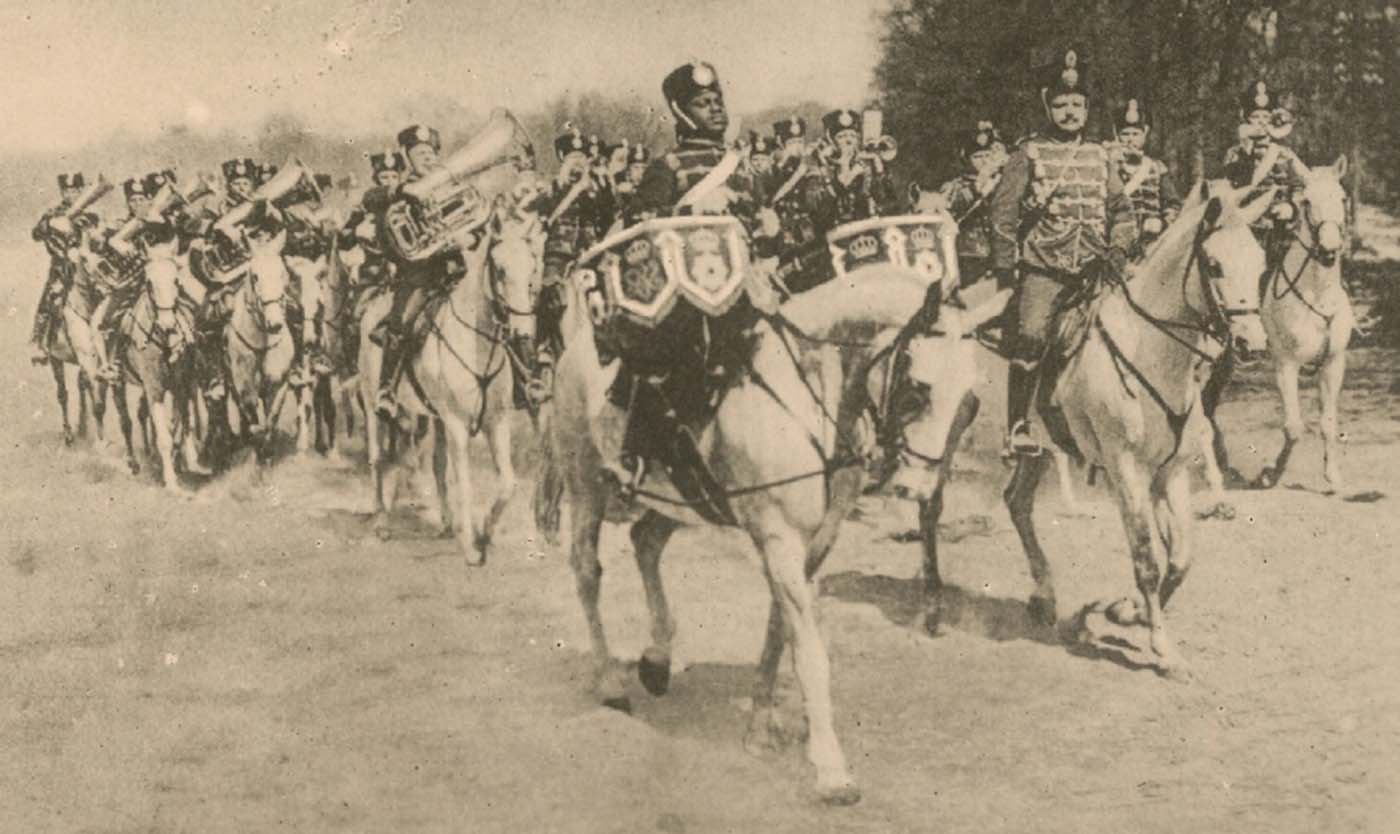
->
873, 0, 1400, 206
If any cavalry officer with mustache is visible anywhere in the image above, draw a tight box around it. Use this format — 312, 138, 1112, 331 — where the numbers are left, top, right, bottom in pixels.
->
988, 48, 1136, 457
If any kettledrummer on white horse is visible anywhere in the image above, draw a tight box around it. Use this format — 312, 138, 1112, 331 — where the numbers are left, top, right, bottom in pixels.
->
594, 60, 783, 497
988, 48, 1138, 457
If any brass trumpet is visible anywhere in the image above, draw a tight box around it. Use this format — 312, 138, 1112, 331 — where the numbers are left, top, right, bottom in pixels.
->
65, 176, 113, 221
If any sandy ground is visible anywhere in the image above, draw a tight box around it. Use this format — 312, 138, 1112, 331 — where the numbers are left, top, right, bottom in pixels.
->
3, 237, 1399, 834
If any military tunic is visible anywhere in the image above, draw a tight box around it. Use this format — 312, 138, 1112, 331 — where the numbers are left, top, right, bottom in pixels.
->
607, 136, 776, 438
937, 174, 995, 283
989, 134, 1135, 356
1110, 149, 1181, 245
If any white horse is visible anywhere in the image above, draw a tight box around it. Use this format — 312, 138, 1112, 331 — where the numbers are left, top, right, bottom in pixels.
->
897, 186, 1274, 674
222, 231, 302, 465
1251, 159, 1355, 492
357, 178, 543, 563
539, 260, 1007, 804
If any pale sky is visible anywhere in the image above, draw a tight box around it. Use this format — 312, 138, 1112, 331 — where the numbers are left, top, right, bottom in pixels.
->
0, 0, 886, 153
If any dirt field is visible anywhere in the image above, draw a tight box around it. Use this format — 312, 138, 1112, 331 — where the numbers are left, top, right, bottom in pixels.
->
3, 237, 1398, 834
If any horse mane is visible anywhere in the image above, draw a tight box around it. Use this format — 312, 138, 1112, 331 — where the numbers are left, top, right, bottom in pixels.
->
778, 267, 932, 339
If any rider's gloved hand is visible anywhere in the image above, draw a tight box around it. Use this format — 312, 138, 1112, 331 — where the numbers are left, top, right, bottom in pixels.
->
1105, 246, 1129, 278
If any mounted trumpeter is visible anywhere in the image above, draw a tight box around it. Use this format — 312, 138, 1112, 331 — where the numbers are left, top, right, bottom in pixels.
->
370, 112, 537, 415
31, 172, 111, 365
929, 120, 1007, 286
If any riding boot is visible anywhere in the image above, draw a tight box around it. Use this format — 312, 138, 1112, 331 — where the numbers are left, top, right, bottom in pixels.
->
598, 366, 645, 493
1004, 359, 1042, 457
376, 328, 406, 417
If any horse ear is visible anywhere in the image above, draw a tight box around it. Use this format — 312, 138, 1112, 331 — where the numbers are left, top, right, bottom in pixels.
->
1198, 180, 1211, 203
1204, 196, 1222, 228
1334, 154, 1348, 179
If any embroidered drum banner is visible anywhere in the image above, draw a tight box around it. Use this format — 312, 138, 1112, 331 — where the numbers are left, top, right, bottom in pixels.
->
577, 216, 751, 328
826, 213, 959, 287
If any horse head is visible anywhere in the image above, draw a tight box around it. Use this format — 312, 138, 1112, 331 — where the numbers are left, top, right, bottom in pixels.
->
145, 257, 183, 339
246, 229, 290, 335
1173, 182, 1273, 354
886, 289, 1013, 503
1300, 156, 1349, 267
489, 175, 547, 343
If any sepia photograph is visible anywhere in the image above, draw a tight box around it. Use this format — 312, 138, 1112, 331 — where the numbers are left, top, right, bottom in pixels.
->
2, 0, 1398, 831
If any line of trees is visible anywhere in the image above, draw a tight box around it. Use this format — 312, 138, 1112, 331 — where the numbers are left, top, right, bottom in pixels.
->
873, 0, 1400, 207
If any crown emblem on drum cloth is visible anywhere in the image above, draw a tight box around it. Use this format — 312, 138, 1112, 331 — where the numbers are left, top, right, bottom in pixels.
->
1255, 82, 1269, 109
849, 234, 880, 259
691, 62, 715, 86
910, 226, 936, 250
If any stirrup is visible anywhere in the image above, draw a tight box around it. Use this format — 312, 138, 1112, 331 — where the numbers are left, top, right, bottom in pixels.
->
1002, 421, 1043, 458
604, 455, 646, 499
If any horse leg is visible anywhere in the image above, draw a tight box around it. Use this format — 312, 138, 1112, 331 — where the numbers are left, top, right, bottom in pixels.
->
1317, 348, 1347, 494
89, 375, 108, 446
753, 522, 858, 805
137, 396, 152, 456
111, 383, 139, 475
50, 360, 73, 447
1103, 452, 1184, 676
1191, 407, 1235, 520
150, 393, 184, 493
1201, 350, 1242, 483
568, 482, 628, 710
1003, 454, 1056, 626
1256, 358, 1303, 489
919, 487, 949, 635
629, 511, 680, 696
431, 418, 454, 537
1052, 450, 1086, 513
439, 415, 484, 567
479, 407, 519, 560
181, 394, 211, 476
1156, 463, 1194, 610
75, 368, 91, 442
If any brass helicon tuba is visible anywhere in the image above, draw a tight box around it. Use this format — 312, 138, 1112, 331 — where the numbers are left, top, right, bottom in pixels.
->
385, 108, 536, 261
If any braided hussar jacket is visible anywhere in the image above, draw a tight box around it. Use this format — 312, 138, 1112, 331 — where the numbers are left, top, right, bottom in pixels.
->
989, 134, 1136, 276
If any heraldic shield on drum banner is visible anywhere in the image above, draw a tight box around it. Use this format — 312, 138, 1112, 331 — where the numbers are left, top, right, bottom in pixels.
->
576, 215, 752, 329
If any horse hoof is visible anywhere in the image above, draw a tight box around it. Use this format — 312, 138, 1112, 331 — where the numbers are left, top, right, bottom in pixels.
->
62, 431, 75, 448
438, 524, 455, 540
922, 603, 945, 637
601, 695, 632, 715
1105, 597, 1146, 627
637, 648, 671, 696
1253, 468, 1279, 490
128, 460, 140, 476
1027, 595, 1057, 627
816, 780, 862, 807
374, 525, 392, 542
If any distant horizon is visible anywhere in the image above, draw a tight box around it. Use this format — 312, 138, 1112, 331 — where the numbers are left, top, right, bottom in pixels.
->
0, 0, 886, 155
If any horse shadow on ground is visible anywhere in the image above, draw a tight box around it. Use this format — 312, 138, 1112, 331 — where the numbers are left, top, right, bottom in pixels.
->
818, 571, 1059, 647
1059, 602, 1170, 676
